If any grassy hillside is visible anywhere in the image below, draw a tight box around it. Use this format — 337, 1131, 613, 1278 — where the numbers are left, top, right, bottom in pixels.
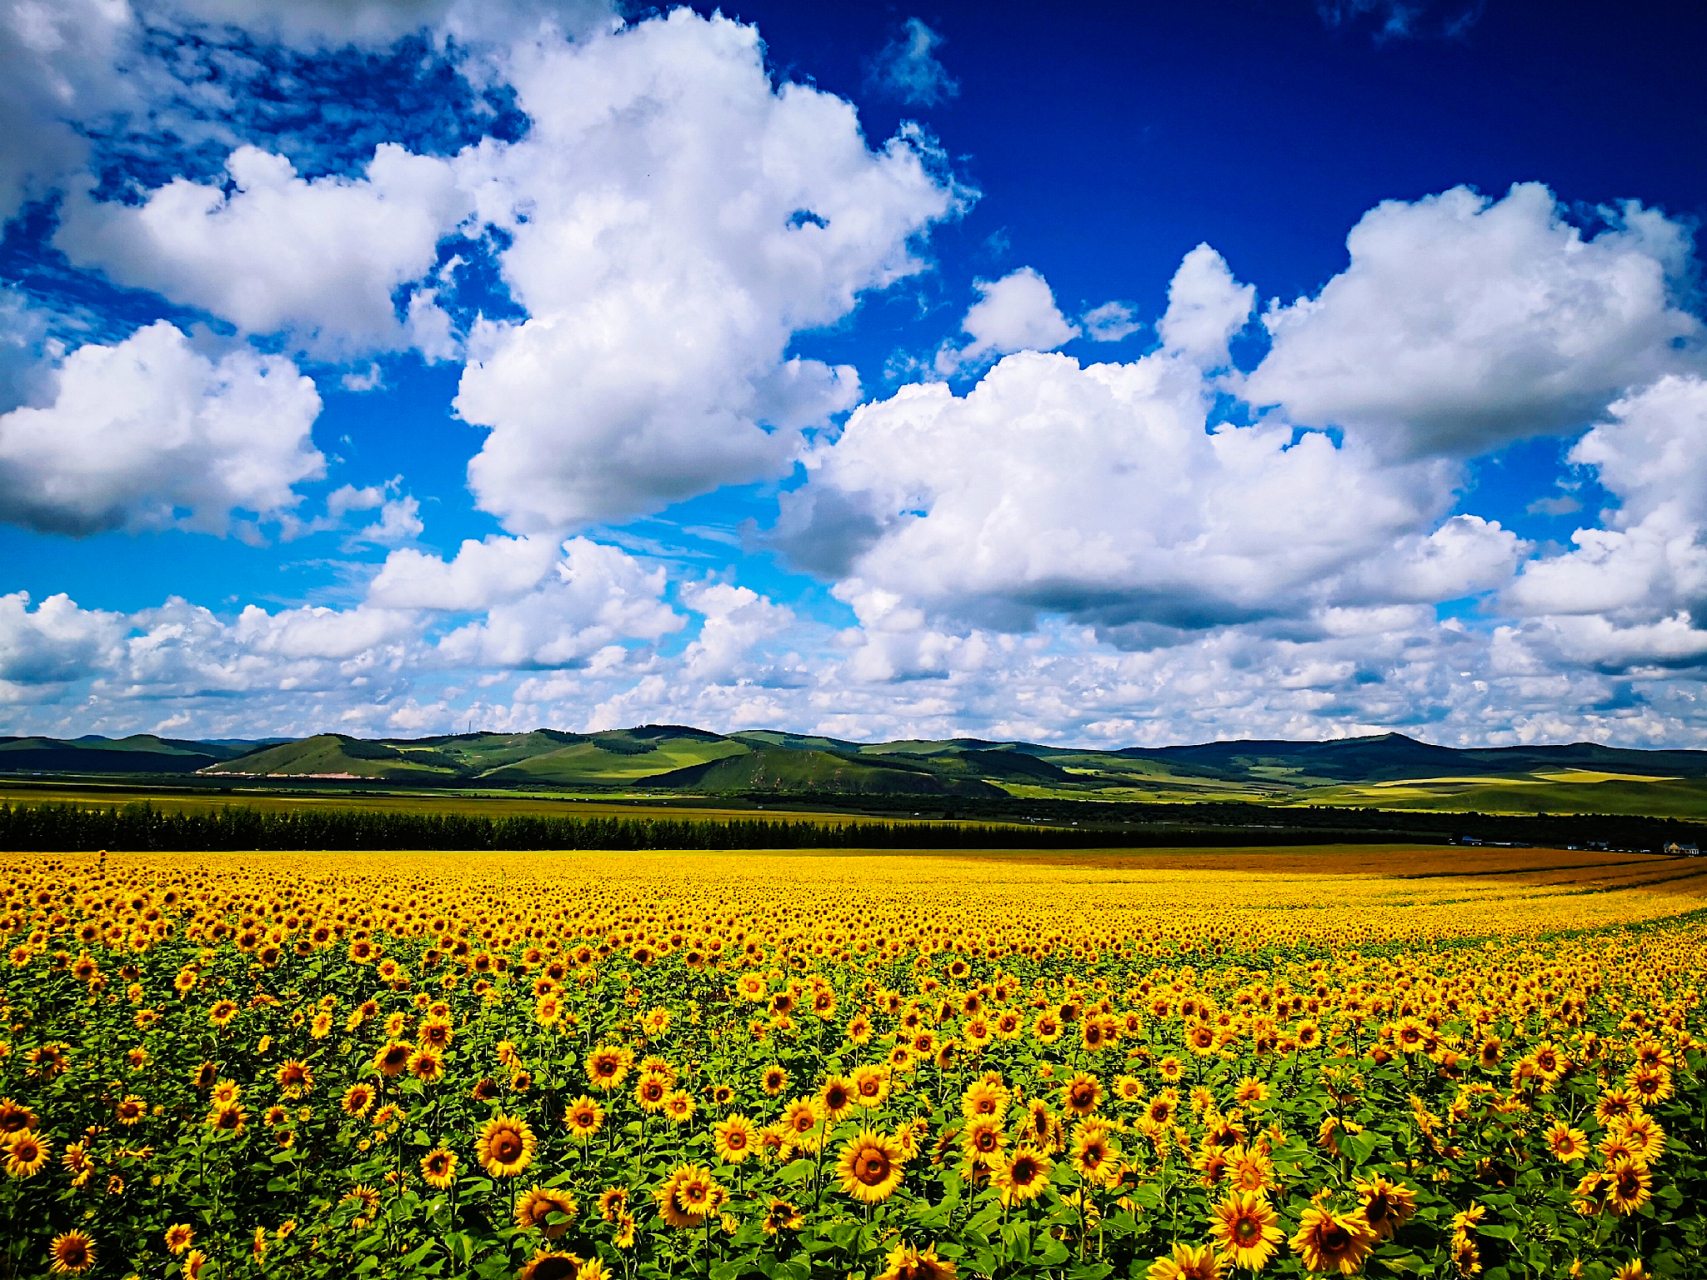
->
646, 748, 1006, 797
0, 734, 245, 774
14, 726, 1707, 815
207, 735, 463, 781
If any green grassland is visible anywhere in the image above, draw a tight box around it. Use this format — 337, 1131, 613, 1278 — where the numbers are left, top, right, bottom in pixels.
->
7, 725, 1707, 819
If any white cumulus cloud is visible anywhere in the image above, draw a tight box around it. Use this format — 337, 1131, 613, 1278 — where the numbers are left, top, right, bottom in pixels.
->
436, 536, 683, 667
780, 346, 1469, 636
452, 9, 963, 531
1158, 244, 1255, 369
57, 144, 472, 358
367, 534, 559, 611
1245, 182, 1703, 457
0, 321, 324, 535
936, 267, 1078, 373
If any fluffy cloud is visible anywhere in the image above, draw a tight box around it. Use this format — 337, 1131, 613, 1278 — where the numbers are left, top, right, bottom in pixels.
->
1080, 301, 1142, 343
677, 580, 794, 684
0, 590, 127, 692
0, 321, 323, 535
1157, 244, 1254, 369
144, 0, 612, 49
453, 9, 963, 531
367, 534, 559, 611
1500, 376, 1707, 668
57, 145, 472, 358
0, 0, 136, 224
935, 267, 1078, 374
864, 17, 958, 108
1245, 183, 1703, 457
436, 537, 683, 667
779, 344, 1475, 635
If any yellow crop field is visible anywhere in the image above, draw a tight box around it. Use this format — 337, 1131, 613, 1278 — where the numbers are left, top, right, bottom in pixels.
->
1, 845, 1703, 1280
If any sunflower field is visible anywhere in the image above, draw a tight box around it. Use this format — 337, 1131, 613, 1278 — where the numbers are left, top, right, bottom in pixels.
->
1, 846, 1703, 1280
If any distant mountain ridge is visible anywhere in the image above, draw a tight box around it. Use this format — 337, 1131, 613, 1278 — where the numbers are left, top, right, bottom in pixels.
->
5, 727, 1707, 816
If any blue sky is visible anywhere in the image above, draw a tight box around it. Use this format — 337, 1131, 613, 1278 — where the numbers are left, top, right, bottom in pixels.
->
1, 0, 1705, 746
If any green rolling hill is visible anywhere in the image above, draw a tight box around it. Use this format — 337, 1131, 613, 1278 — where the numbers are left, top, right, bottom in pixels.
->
6, 725, 1707, 816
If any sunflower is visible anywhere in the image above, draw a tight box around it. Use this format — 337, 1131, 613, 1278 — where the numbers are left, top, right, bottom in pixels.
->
1233, 1076, 1268, 1106
408, 1047, 444, 1083
1355, 1177, 1417, 1239
761, 1064, 790, 1096
206, 1103, 246, 1134
820, 1075, 856, 1121
634, 1073, 669, 1113
1290, 1204, 1375, 1274
838, 1128, 908, 1203
585, 1045, 633, 1092
275, 1059, 314, 1097
1625, 1064, 1673, 1106
876, 1242, 959, 1280
477, 1113, 537, 1179
663, 1089, 695, 1125
961, 1078, 1010, 1121
852, 1064, 892, 1108
0, 1099, 37, 1134
1615, 1114, 1666, 1164
1142, 1091, 1177, 1129
115, 1095, 147, 1125
61, 1142, 91, 1183
516, 1248, 583, 1280
995, 1146, 1052, 1206
208, 1000, 239, 1027
6, 1130, 50, 1177
597, 1186, 629, 1223
1229, 1144, 1275, 1193
515, 1185, 579, 1238
1211, 1189, 1282, 1270
183, 1249, 209, 1280
962, 1114, 1006, 1166
1545, 1121, 1589, 1163
342, 1084, 375, 1117
1070, 1117, 1119, 1184
1607, 1158, 1653, 1215
164, 1224, 194, 1256
563, 1095, 605, 1141
48, 1231, 95, 1274
1595, 1090, 1641, 1128
373, 1042, 413, 1079
1061, 1073, 1103, 1118
763, 1197, 803, 1234
1450, 1235, 1480, 1277
210, 1079, 241, 1107
420, 1147, 457, 1189
342, 1184, 381, 1228
758, 1124, 790, 1162
656, 1164, 725, 1229
1147, 1242, 1223, 1280
781, 1096, 824, 1151
713, 1114, 756, 1164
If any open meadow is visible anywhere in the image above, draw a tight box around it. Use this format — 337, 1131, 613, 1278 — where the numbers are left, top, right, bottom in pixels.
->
2, 845, 1704, 1280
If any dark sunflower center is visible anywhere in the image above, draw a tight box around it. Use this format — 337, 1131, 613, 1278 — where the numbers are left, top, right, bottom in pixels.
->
494, 1134, 522, 1160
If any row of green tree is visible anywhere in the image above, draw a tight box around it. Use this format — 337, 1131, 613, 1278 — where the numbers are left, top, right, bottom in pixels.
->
0, 799, 1404, 852
2, 798, 1699, 853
